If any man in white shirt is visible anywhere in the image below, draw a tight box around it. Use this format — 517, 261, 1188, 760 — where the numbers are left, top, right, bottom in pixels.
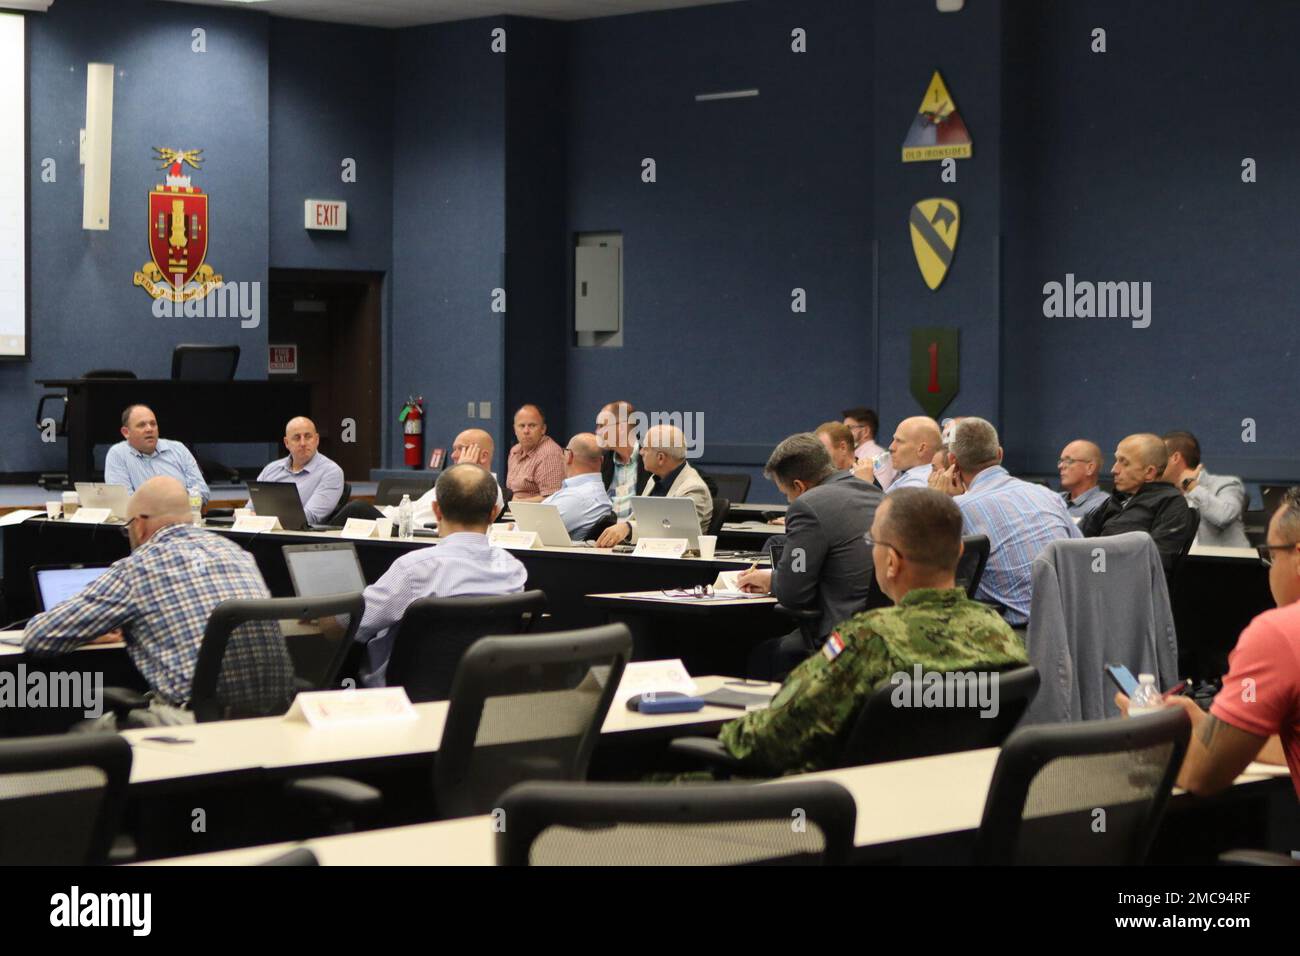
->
843, 406, 896, 488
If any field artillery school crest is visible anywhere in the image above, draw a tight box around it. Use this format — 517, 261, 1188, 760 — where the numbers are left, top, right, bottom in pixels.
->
133, 147, 223, 302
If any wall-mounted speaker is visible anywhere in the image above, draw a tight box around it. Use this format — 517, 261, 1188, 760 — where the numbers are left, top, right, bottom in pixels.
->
81, 62, 113, 230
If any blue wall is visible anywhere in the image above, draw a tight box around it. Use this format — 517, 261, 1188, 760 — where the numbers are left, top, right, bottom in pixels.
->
14, 0, 269, 473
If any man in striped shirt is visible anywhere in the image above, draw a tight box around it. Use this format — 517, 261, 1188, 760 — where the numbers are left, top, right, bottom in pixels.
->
932, 417, 1080, 626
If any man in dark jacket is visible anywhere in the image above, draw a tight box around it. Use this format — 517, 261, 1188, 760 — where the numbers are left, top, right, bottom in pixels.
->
596, 400, 650, 522
1082, 433, 1196, 572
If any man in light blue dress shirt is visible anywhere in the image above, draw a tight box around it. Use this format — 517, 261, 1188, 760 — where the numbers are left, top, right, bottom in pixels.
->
255, 416, 346, 524
934, 417, 1080, 626
104, 404, 210, 504
544, 433, 614, 540
857, 416, 941, 492
354, 465, 528, 687
1057, 439, 1109, 520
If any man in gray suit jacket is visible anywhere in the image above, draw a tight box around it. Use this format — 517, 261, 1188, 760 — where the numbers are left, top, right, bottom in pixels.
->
740, 433, 884, 679
1163, 431, 1250, 548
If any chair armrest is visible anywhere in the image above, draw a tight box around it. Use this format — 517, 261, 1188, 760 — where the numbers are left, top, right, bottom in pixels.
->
1218, 849, 1300, 866
669, 736, 746, 776
101, 686, 149, 717
284, 776, 384, 834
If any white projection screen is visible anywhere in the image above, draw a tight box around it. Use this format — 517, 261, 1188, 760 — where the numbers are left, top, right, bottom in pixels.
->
0, 12, 27, 358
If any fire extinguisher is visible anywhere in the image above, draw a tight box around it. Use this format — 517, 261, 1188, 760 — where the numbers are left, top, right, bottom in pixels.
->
400, 395, 424, 468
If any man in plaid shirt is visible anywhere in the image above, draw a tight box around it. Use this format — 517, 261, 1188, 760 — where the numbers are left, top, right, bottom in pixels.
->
22, 476, 295, 728
506, 404, 566, 502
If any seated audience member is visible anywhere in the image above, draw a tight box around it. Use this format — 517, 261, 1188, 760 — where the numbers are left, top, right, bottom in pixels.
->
718, 488, 1027, 776
22, 477, 294, 727
842, 406, 895, 487
1162, 430, 1250, 548
595, 425, 712, 547
1081, 433, 1195, 572
105, 404, 210, 504
814, 421, 858, 472
353, 465, 528, 686
861, 416, 941, 491
544, 433, 614, 539
1117, 487, 1300, 797
1057, 439, 1109, 520
932, 417, 1080, 626
738, 433, 883, 679
596, 400, 648, 521
255, 416, 346, 524
506, 404, 566, 502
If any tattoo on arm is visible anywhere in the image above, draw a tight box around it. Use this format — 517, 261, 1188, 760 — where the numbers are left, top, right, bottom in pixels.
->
1197, 714, 1224, 750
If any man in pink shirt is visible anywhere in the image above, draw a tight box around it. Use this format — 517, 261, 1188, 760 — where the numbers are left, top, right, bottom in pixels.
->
506, 404, 566, 502
1118, 487, 1300, 796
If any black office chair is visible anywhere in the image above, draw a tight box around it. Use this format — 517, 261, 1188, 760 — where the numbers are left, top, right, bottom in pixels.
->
0, 734, 132, 865
172, 344, 241, 483
386, 590, 548, 703
259, 847, 321, 866
325, 482, 353, 525
972, 708, 1189, 865
955, 534, 991, 600
706, 497, 731, 538
434, 624, 632, 819
34, 369, 138, 478
1167, 506, 1203, 597
104, 594, 363, 722
584, 510, 618, 542
375, 476, 437, 507
700, 472, 751, 504
1261, 484, 1292, 517
496, 779, 856, 866
1218, 849, 1300, 866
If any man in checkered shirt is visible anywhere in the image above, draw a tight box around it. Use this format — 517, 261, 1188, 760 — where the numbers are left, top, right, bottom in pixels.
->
22, 476, 295, 728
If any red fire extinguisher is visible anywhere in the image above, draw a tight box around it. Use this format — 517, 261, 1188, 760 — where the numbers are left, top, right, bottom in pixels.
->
400, 396, 424, 469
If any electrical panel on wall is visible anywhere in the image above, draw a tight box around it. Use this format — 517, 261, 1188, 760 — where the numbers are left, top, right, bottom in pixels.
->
575, 232, 622, 347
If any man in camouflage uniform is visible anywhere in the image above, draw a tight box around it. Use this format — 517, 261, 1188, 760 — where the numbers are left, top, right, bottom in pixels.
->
718, 487, 1028, 776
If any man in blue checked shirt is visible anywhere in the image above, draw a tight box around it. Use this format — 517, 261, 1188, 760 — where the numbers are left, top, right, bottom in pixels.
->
931, 416, 1080, 627
355, 464, 528, 687
22, 477, 295, 728
104, 404, 210, 505
255, 416, 346, 524
544, 432, 614, 540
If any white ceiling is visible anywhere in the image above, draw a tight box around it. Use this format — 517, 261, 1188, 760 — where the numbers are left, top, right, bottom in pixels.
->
156, 0, 747, 29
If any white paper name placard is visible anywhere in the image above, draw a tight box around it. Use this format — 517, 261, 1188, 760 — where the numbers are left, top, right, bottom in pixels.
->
283, 688, 418, 729
341, 518, 379, 539
615, 659, 698, 706
633, 538, 689, 558
68, 507, 112, 525
233, 515, 281, 533
489, 529, 541, 549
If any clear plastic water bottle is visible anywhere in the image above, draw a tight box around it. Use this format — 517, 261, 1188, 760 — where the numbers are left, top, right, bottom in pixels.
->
397, 494, 413, 539
1128, 673, 1163, 717
188, 486, 203, 526
872, 451, 891, 472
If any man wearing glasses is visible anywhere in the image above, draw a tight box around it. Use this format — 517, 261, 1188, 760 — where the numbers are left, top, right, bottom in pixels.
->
719, 487, 1026, 776
1056, 439, 1108, 520
21, 476, 294, 728
543, 433, 614, 539
1117, 488, 1300, 799
842, 407, 896, 488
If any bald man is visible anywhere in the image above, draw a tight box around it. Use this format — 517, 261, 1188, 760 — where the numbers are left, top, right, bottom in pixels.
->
256, 416, 346, 524
22, 477, 294, 727
507, 404, 566, 502
543, 433, 614, 539
1057, 439, 1108, 519
1082, 433, 1196, 572
858, 416, 942, 492
596, 424, 712, 548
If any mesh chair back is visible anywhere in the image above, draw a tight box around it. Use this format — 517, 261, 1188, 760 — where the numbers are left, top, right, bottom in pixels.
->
387, 591, 547, 703
0, 734, 131, 865
375, 477, 437, 507
435, 624, 632, 819
496, 779, 855, 866
171, 344, 240, 380
838, 666, 1038, 767
192, 594, 363, 720
706, 497, 731, 538
974, 708, 1189, 865
955, 534, 991, 599
325, 482, 352, 525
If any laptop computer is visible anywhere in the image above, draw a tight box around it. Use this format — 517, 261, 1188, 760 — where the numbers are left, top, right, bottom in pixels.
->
282, 543, 366, 597
508, 501, 594, 548
246, 481, 338, 532
73, 482, 129, 521
30, 563, 112, 612
629, 496, 702, 549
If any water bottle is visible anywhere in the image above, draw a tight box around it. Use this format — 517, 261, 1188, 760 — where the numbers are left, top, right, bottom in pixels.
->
872, 451, 891, 472
1128, 674, 1163, 717
397, 494, 413, 539
188, 486, 203, 526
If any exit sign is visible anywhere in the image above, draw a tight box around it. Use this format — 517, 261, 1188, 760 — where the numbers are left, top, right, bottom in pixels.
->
269, 344, 298, 373
304, 199, 347, 231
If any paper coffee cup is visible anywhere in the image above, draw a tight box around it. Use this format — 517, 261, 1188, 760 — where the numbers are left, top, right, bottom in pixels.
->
698, 535, 718, 559
375, 517, 393, 539
46, 500, 62, 520
61, 491, 79, 517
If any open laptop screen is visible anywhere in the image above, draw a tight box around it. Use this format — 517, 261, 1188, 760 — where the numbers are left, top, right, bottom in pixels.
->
32, 565, 111, 612
283, 544, 366, 597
